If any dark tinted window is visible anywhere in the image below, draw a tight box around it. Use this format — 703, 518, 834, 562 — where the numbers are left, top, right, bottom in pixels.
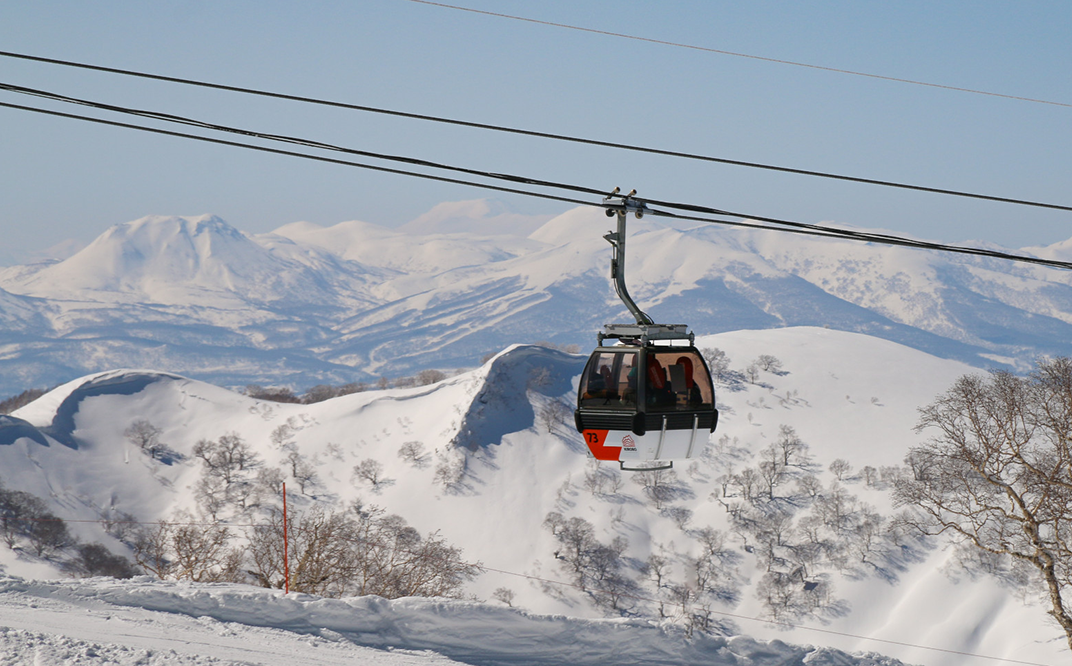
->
645, 350, 713, 411
579, 351, 637, 409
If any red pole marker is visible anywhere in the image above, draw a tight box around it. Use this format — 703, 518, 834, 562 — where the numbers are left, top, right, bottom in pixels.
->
282, 481, 290, 594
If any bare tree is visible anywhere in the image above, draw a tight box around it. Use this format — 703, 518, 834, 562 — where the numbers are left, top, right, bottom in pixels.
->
583, 464, 622, 497
773, 425, 809, 468
493, 587, 516, 607
756, 570, 828, 620
245, 385, 301, 403
895, 359, 1072, 651
194, 433, 258, 486
67, 543, 138, 579
433, 449, 467, 493
700, 348, 732, 384
668, 583, 694, 619
416, 369, 447, 385
247, 505, 360, 596
98, 508, 139, 543
757, 458, 786, 500
879, 465, 903, 486
270, 424, 294, 449
124, 420, 162, 459
812, 482, 857, 536
632, 468, 682, 510
131, 512, 242, 583
255, 467, 285, 497
132, 520, 174, 578
0, 488, 73, 558
195, 473, 227, 521
756, 355, 783, 373
538, 399, 571, 434
301, 384, 338, 404
0, 388, 46, 414
286, 450, 319, 494
0, 489, 39, 548
848, 506, 886, 565
829, 458, 853, 481
554, 516, 598, 586
25, 510, 74, 558
168, 514, 243, 583
665, 506, 693, 530
353, 458, 386, 489
795, 474, 823, 499
193, 433, 262, 512
248, 502, 480, 599
732, 468, 762, 504
644, 553, 670, 591
527, 367, 553, 391
542, 511, 566, 537
399, 441, 429, 468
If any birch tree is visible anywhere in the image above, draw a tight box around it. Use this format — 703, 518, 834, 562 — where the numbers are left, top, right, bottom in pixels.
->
895, 358, 1072, 652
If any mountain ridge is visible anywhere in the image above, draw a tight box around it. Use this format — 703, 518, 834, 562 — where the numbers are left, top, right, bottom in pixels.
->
2, 202, 1072, 396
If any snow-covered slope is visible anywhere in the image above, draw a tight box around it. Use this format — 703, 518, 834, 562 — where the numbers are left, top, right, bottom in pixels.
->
3, 201, 1072, 401
0, 577, 906, 666
0, 328, 1065, 665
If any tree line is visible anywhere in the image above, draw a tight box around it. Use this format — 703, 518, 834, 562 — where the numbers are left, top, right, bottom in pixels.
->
131, 501, 480, 599
0, 479, 138, 579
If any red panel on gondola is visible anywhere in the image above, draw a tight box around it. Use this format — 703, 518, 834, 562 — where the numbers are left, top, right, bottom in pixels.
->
582, 429, 619, 461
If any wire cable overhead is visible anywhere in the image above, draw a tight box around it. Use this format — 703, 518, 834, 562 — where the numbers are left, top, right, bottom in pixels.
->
1, 86, 1070, 272
404, 0, 1072, 110
1, 50, 1070, 213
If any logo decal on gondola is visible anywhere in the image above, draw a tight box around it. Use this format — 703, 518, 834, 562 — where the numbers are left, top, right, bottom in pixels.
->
622, 435, 637, 452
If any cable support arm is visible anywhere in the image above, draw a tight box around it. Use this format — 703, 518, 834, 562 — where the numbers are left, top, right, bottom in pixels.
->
603, 189, 654, 325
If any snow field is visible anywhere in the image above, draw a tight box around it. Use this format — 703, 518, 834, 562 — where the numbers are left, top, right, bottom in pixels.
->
0, 326, 1065, 665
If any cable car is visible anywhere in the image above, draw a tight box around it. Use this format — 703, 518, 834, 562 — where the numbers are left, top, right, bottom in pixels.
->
574, 190, 719, 470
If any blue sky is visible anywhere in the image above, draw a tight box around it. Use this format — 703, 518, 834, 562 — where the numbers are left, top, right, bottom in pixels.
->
1, 1, 1069, 260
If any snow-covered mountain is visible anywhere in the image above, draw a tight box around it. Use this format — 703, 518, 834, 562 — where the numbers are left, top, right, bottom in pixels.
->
0, 328, 1066, 664
3, 201, 1072, 397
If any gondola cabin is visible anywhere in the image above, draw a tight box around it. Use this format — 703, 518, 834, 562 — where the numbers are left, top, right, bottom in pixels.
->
574, 324, 718, 470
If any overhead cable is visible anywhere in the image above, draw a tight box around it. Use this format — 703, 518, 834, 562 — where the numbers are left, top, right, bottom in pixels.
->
403, 0, 1072, 110
0, 81, 608, 199
1, 49, 1070, 213
0, 85, 1025, 253
2, 96, 1070, 273
0, 100, 596, 210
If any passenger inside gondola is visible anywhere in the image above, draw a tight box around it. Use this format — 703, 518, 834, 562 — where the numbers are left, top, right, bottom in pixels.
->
646, 356, 675, 408
645, 351, 713, 410
677, 356, 703, 405
579, 351, 637, 408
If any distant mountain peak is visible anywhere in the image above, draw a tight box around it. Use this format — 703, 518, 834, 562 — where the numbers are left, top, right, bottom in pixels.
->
399, 198, 554, 236
3, 207, 1072, 397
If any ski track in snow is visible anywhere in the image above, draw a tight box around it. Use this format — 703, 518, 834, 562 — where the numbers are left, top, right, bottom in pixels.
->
0, 577, 905, 666
0, 580, 461, 666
